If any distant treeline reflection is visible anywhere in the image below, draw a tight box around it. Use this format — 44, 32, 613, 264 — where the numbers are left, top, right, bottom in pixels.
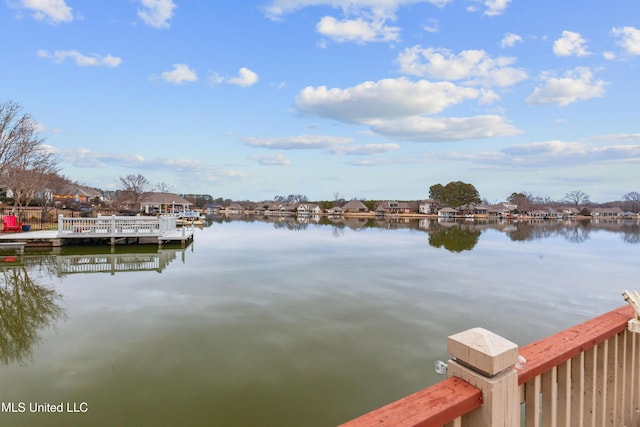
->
209, 214, 640, 250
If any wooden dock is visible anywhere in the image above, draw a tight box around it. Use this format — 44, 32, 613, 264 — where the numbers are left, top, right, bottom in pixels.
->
0, 215, 194, 248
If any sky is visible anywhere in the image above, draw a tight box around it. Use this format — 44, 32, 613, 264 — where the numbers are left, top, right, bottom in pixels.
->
1, 0, 639, 203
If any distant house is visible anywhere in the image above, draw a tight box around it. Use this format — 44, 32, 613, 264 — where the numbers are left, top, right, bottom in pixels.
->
223, 203, 244, 215
472, 204, 491, 217
591, 207, 624, 217
437, 207, 457, 218
54, 184, 102, 206
530, 209, 547, 218
265, 203, 295, 216
419, 199, 438, 215
560, 207, 580, 217
375, 201, 400, 216
398, 202, 414, 214
326, 206, 343, 216
529, 208, 562, 219
204, 203, 223, 214
139, 192, 192, 214
297, 204, 322, 216
342, 200, 369, 214
497, 201, 518, 212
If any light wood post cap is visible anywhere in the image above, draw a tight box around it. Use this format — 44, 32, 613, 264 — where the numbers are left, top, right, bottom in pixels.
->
448, 327, 518, 376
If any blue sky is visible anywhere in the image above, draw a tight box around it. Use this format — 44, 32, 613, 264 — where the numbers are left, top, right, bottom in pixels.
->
2, 0, 639, 203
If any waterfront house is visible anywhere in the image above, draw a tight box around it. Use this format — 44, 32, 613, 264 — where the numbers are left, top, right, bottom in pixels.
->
493, 201, 518, 218
398, 202, 414, 214
326, 206, 344, 217
297, 204, 322, 216
139, 192, 192, 215
375, 201, 400, 216
472, 204, 491, 217
227, 203, 244, 214
265, 203, 295, 216
560, 206, 580, 217
419, 199, 438, 215
529, 208, 562, 219
54, 184, 102, 207
342, 200, 369, 214
437, 207, 457, 218
204, 203, 223, 214
591, 207, 624, 217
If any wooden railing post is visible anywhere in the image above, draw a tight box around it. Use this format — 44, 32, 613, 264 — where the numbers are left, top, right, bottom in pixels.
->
447, 327, 519, 426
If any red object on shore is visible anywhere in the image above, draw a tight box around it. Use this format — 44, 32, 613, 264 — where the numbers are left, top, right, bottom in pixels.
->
2, 215, 22, 233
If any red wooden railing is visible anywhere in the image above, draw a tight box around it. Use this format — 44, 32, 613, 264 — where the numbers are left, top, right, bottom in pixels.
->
338, 377, 482, 427
339, 305, 638, 427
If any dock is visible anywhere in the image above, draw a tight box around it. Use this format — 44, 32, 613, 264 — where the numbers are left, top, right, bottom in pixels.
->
0, 215, 194, 248
0, 241, 27, 254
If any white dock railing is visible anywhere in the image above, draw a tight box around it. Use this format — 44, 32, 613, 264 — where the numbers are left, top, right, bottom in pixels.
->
57, 214, 177, 237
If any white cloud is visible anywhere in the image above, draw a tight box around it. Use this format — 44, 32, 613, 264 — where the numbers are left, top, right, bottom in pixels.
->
498, 141, 640, 167
368, 115, 521, 141
466, 0, 511, 16
396, 46, 528, 87
294, 77, 518, 142
602, 51, 616, 60
526, 67, 606, 106
37, 50, 122, 67
423, 18, 439, 33
227, 67, 259, 87
316, 15, 400, 43
591, 132, 640, 141
58, 147, 246, 183
244, 135, 352, 150
334, 143, 400, 154
263, 1, 450, 45
611, 26, 640, 55
502, 140, 587, 156
64, 148, 147, 168
262, 0, 452, 21
248, 153, 292, 165
296, 77, 482, 123
138, 0, 177, 29
553, 31, 590, 57
440, 140, 640, 169
15, 0, 73, 24
483, 0, 511, 16
500, 33, 522, 48
243, 135, 399, 155
34, 122, 62, 134
159, 64, 198, 84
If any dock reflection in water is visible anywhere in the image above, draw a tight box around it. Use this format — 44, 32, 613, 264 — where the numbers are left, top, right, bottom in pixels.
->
55, 249, 185, 276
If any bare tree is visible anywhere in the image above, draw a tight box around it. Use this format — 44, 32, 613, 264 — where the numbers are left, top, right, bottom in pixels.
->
507, 192, 534, 212
563, 190, 591, 207
623, 191, 640, 213
33, 173, 70, 217
0, 101, 59, 217
118, 173, 150, 211
154, 181, 175, 193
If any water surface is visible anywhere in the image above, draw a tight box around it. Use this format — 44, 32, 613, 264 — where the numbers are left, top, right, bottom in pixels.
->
0, 218, 638, 426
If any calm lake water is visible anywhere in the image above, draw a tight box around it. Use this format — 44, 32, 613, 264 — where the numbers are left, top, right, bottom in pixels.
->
1, 217, 639, 426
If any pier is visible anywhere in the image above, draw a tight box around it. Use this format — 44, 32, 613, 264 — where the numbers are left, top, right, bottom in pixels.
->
0, 215, 194, 248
